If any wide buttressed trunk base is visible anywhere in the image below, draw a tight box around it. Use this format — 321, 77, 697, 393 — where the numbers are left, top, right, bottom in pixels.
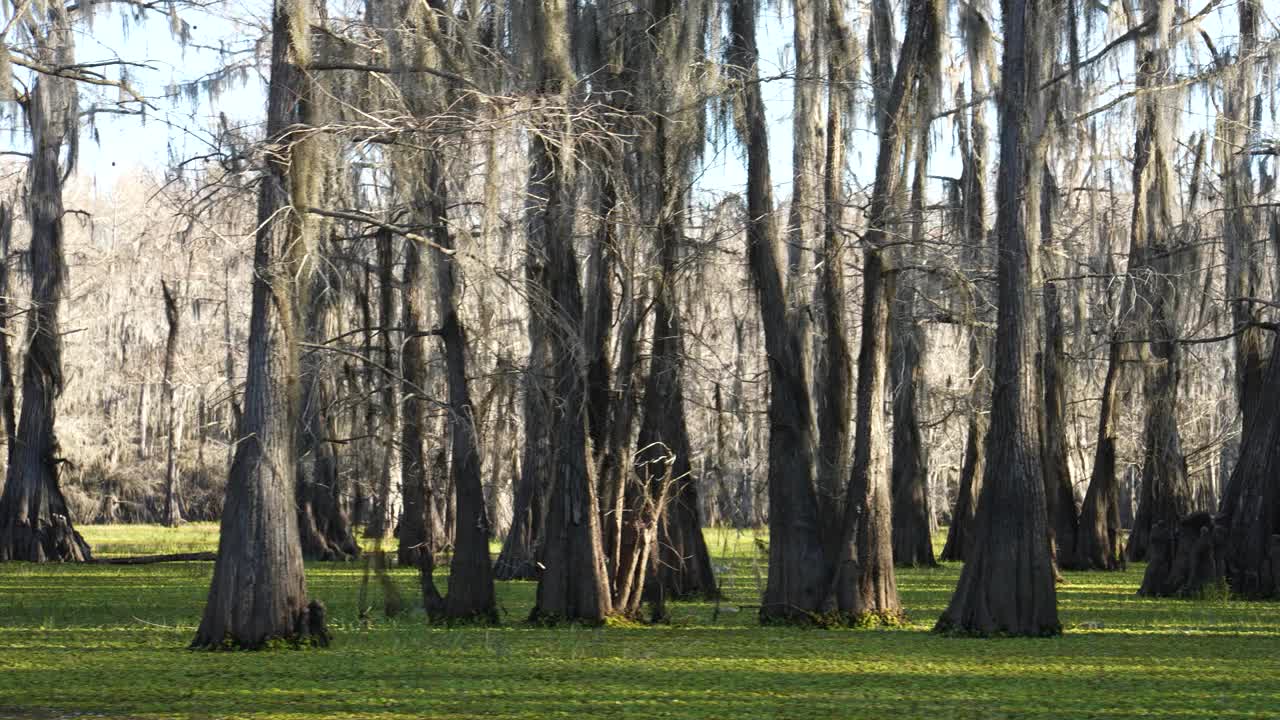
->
193, 430, 321, 649
298, 493, 359, 562
0, 394, 92, 563
1137, 512, 1231, 598
0, 500, 91, 563
936, 423, 1060, 636
297, 440, 359, 562
1170, 350, 1280, 600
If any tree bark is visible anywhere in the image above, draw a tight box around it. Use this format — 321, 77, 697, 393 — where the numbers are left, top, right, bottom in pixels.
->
1038, 169, 1078, 570
1071, 348, 1125, 570
397, 222, 432, 569
815, 0, 854, 567
525, 0, 612, 624
369, 229, 399, 540
0, 17, 91, 563
1221, 0, 1264, 455
890, 302, 935, 567
1214, 350, 1280, 598
583, 181, 615, 462
192, 0, 324, 648
494, 311, 548, 580
940, 61, 991, 564
161, 280, 185, 528
0, 202, 16, 455
728, 0, 827, 623
427, 156, 498, 622
935, 0, 1060, 637
630, 6, 717, 599
296, 231, 358, 563
890, 126, 937, 570
834, 0, 944, 621
1125, 0, 1194, 563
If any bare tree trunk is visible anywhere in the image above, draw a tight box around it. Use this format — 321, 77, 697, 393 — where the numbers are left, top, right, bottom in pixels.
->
427, 156, 498, 622
935, 0, 1060, 637
370, 230, 399, 540
1214, 349, 1280, 598
193, 0, 326, 648
834, 0, 944, 621
494, 312, 548, 580
1039, 169, 1078, 570
223, 262, 239, 461
494, 163, 556, 581
0, 17, 91, 562
815, 0, 855, 567
631, 7, 717, 599
890, 133, 936, 570
161, 281, 185, 527
940, 53, 992, 563
788, 0, 822, 300
298, 232, 359, 562
397, 221, 431, 569
1071, 349, 1125, 570
728, 0, 827, 623
526, 0, 612, 623
583, 181, 615, 461
1125, 0, 1194, 562
1221, 0, 1264, 457
636, 181, 716, 601
601, 276, 643, 585
0, 202, 16, 455
890, 298, 935, 567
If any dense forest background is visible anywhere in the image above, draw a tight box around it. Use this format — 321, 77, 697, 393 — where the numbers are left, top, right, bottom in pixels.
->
0, 0, 1279, 641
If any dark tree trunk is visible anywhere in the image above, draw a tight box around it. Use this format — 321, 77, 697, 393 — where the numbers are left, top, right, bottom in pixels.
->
526, 2, 612, 623
890, 309, 935, 567
834, 244, 899, 617
890, 131, 936, 570
494, 163, 555, 581
298, 233, 359, 562
369, 229, 399, 540
583, 181, 615, 460
815, 0, 854, 565
935, 0, 1060, 637
834, 0, 944, 621
1125, 0, 1193, 562
192, 0, 324, 649
493, 319, 548, 580
940, 64, 991, 564
1071, 349, 1125, 570
728, 0, 828, 623
0, 27, 91, 562
941, 398, 986, 563
632, 57, 716, 599
427, 157, 498, 622
161, 280, 185, 528
526, 128, 613, 622
636, 217, 716, 602
1039, 170, 1078, 569
0, 202, 16, 454
1221, 0, 1264, 455
222, 262, 239, 466
600, 273, 642, 583
398, 223, 432, 569
1213, 350, 1280, 598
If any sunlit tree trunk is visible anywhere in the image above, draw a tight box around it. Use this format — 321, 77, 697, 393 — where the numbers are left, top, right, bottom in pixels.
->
525, 0, 612, 623
728, 0, 827, 623
936, 0, 1060, 637
0, 13, 90, 562
192, 0, 325, 648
